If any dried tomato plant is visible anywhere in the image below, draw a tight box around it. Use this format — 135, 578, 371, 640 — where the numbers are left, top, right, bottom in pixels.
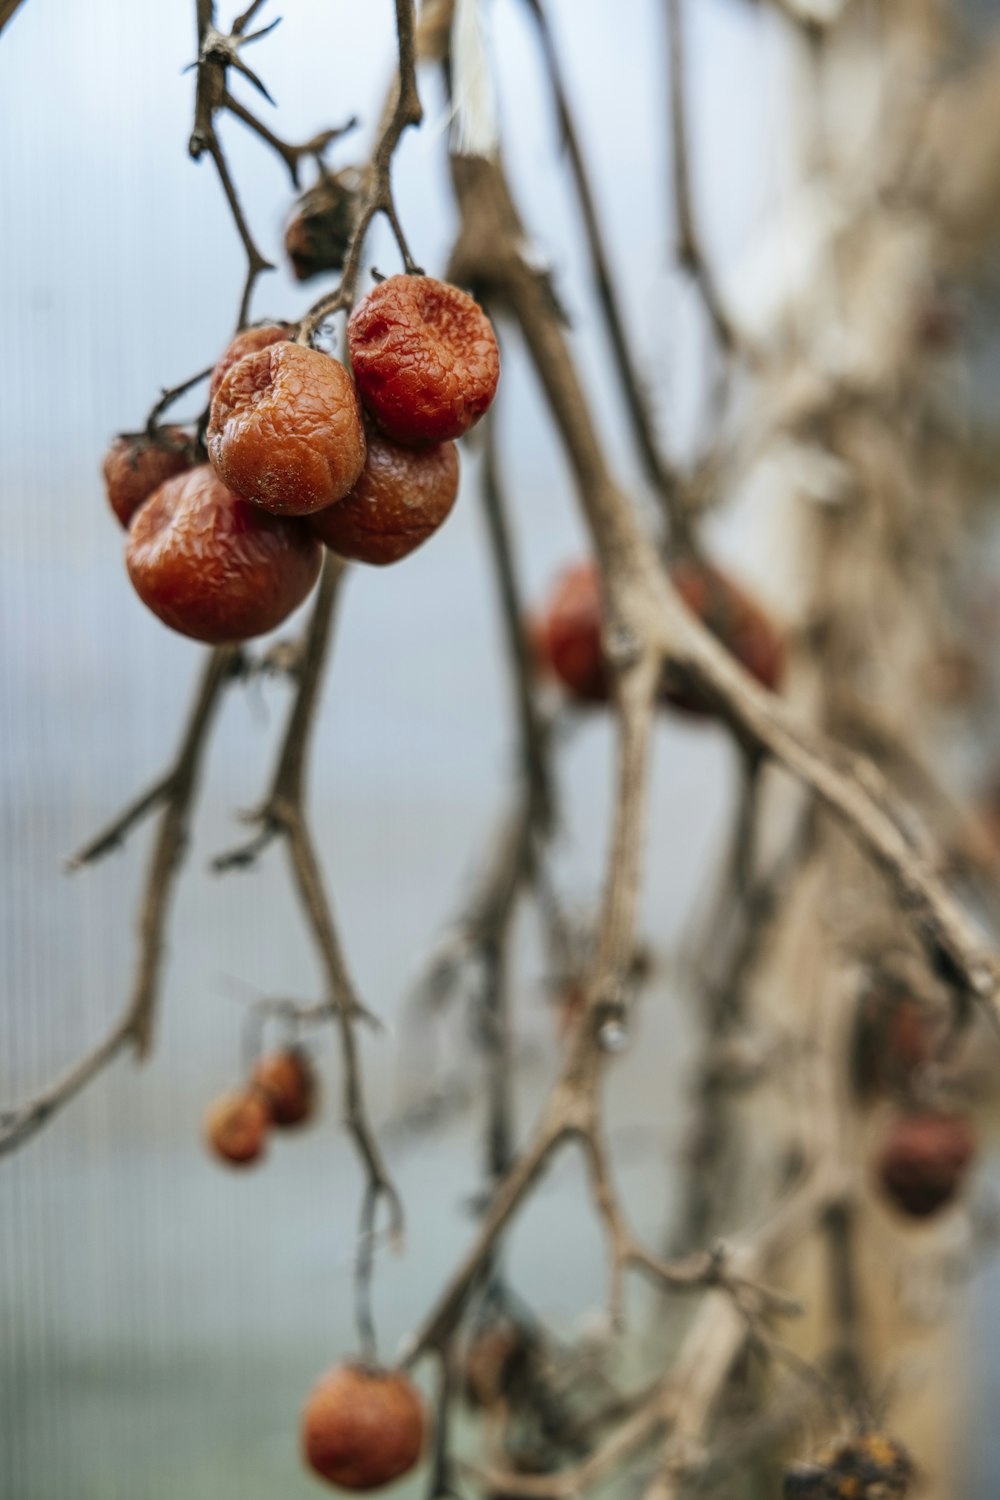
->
4, 0, 1000, 1496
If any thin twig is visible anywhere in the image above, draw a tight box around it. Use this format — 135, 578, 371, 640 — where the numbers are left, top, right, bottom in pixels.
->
0, 0, 27, 37
0, 648, 236, 1153
213, 556, 403, 1237
480, 406, 553, 832
297, 0, 423, 343
223, 94, 357, 187
521, 0, 686, 534
665, 0, 744, 358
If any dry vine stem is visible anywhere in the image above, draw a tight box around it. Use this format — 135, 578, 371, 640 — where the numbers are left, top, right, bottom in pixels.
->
213, 555, 403, 1239
398, 124, 1000, 1361
0, 647, 236, 1154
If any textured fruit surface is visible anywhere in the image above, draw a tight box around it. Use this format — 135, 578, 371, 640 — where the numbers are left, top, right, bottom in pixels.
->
126, 465, 321, 644
541, 562, 609, 705
208, 343, 366, 515
348, 274, 499, 445
301, 1364, 425, 1491
103, 429, 192, 529
208, 322, 292, 403
310, 421, 459, 565
204, 1091, 269, 1167
252, 1049, 316, 1128
876, 1110, 976, 1217
663, 558, 784, 714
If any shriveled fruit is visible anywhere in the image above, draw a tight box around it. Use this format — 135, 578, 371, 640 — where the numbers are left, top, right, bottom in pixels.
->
252, 1048, 317, 1128
310, 420, 459, 565
875, 1110, 976, 1218
126, 465, 321, 644
204, 1090, 270, 1167
208, 322, 293, 403
536, 558, 783, 714
539, 562, 609, 705
102, 428, 193, 529
284, 172, 360, 282
348, 274, 499, 446
208, 343, 366, 516
301, 1364, 425, 1491
662, 558, 784, 714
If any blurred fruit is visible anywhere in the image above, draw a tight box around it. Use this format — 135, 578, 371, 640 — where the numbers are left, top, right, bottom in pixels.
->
301, 1363, 425, 1490
875, 1110, 976, 1218
252, 1048, 317, 1128
204, 1090, 270, 1167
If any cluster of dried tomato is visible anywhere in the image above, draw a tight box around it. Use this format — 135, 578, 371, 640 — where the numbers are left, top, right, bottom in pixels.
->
204, 1047, 317, 1167
103, 274, 500, 645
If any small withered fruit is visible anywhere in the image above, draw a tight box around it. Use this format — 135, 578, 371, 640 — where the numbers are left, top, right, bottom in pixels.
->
309, 417, 459, 565
301, 1363, 425, 1491
348, 274, 500, 446
875, 1109, 976, 1218
284, 171, 361, 282
126, 465, 322, 644
784, 1432, 915, 1500
662, 557, 784, 714
538, 562, 609, 705
208, 342, 367, 516
535, 557, 784, 713
208, 322, 293, 404
103, 428, 193, 529
251, 1048, 317, 1128
204, 1089, 270, 1167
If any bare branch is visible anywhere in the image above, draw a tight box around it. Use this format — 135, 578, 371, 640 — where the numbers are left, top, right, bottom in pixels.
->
665, 0, 746, 359
223, 94, 358, 187
0, 0, 27, 37
521, 0, 686, 532
448, 150, 1000, 1024
213, 556, 402, 1237
297, 0, 424, 343
1, 648, 235, 1153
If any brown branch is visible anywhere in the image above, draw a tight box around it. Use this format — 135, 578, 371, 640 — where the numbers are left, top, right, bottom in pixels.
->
521, 0, 686, 533
297, 0, 423, 343
223, 94, 358, 187
481, 406, 553, 832
404, 650, 659, 1356
0, 0, 27, 37
468, 1176, 829, 1499
449, 151, 1000, 1023
400, 127, 1000, 1418
212, 556, 402, 1238
0, 647, 236, 1154
189, 0, 277, 328
664, 0, 746, 360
